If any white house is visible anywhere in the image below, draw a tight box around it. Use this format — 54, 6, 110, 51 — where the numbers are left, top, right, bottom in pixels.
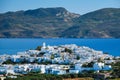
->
69, 69, 79, 74
48, 68, 66, 75
0, 67, 6, 74
103, 65, 112, 70
6, 69, 15, 75
27, 50, 40, 55
93, 62, 104, 71
75, 63, 82, 72
40, 65, 45, 73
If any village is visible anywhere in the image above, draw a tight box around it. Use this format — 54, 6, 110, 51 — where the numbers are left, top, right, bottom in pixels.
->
0, 42, 119, 79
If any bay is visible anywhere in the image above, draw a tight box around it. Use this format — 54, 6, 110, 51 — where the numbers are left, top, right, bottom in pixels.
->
0, 38, 120, 56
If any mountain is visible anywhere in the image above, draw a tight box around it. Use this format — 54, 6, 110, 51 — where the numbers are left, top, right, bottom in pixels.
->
61, 8, 120, 38
0, 7, 120, 38
0, 7, 80, 38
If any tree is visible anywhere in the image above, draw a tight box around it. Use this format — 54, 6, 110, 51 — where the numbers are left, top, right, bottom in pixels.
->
111, 61, 120, 78
64, 48, 72, 54
36, 46, 42, 51
3, 59, 15, 64
82, 62, 94, 67
51, 54, 55, 59
37, 52, 45, 57
87, 62, 94, 67
76, 56, 80, 60
98, 58, 104, 62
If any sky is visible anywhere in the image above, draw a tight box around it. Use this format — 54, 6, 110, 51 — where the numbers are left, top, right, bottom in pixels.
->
0, 0, 120, 14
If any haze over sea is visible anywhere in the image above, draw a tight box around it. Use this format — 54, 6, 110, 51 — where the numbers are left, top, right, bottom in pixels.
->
0, 38, 120, 56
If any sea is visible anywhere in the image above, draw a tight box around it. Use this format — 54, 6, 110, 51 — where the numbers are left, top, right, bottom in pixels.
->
0, 38, 120, 56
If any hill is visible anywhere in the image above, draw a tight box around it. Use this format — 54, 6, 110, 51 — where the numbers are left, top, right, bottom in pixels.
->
61, 8, 120, 38
0, 7, 120, 38
0, 7, 79, 38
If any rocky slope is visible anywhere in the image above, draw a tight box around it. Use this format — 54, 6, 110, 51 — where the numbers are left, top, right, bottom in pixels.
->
0, 7, 120, 38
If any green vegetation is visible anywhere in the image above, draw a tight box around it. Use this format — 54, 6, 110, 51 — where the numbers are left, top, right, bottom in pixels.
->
5, 72, 95, 80
82, 62, 94, 67
51, 54, 55, 59
2, 59, 15, 64
97, 58, 104, 62
37, 52, 45, 57
110, 61, 120, 78
109, 78, 120, 80
64, 48, 72, 54
64, 78, 93, 80
5, 74, 62, 80
3, 58, 52, 65
2, 59, 29, 64
36, 46, 42, 51
76, 56, 80, 60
